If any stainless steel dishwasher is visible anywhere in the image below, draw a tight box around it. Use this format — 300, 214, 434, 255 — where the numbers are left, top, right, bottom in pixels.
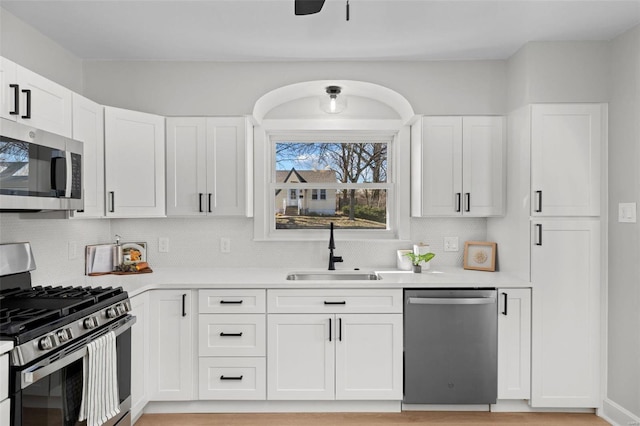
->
403, 288, 497, 404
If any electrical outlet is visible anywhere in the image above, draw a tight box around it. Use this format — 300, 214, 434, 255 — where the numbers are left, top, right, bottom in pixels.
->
220, 237, 231, 253
444, 237, 459, 252
158, 237, 170, 253
68, 241, 78, 260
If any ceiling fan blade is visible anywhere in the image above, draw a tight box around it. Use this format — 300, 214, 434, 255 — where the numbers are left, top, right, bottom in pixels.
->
295, 0, 326, 15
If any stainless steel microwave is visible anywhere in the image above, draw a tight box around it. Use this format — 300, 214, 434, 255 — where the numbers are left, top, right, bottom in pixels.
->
0, 119, 83, 211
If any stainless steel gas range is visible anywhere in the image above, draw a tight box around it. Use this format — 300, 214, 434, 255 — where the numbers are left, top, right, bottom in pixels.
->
0, 242, 135, 426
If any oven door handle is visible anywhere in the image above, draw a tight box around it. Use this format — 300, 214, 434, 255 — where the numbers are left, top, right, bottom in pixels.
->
21, 315, 136, 389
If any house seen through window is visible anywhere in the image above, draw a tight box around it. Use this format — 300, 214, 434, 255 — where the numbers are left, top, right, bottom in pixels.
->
273, 140, 390, 230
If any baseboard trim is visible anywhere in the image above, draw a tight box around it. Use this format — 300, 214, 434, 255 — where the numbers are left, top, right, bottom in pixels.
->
491, 399, 596, 413
144, 400, 402, 414
601, 398, 640, 426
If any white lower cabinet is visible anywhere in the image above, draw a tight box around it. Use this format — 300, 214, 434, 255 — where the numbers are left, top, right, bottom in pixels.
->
497, 288, 531, 400
530, 219, 601, 407
199, 357, 266, 400
266, 289, 403, 401
149, 290, 194, 401
198, 289, 266, 400
130, 292, 149, 421
0, 398, 9, 426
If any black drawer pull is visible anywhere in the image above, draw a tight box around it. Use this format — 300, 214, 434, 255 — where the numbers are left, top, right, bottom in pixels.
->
324, 301, 346, 305
220, 300, 243, 304
535, 190, 542, 213
9, 84, 19, 115
220, 375, 243, 381
21, 89, 31, 119
219, 332, 243, 337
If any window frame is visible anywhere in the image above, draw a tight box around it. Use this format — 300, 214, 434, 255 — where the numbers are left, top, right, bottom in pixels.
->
253, 120, 411, 242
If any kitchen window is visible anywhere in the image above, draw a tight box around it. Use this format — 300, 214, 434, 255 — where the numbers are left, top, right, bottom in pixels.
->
255, 129, 408, 241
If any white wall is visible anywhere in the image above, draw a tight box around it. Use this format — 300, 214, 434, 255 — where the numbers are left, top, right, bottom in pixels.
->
0, 8, 84, 93
506, 41, 610, 110
606, 24, 640, 421
82, 60, 507, 116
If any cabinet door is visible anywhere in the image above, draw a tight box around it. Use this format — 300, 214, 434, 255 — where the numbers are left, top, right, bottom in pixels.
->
166, 117, 207, 216
530, 220, 600, 407
0, 399, 9, 426
267, 314, 334, 400
419, 117, 463, 216
531, 104, 602, 216
335, 314, 403, 400
104, 107, 165, 217
0, 57, 18, 121
205, 117, 247, 216
130, 292, 149, 421
16, 65, 72, 137
71, 94, 104, 218
462, 116, 505, 216
149, 290, 194, 401
497, 288, 531, 400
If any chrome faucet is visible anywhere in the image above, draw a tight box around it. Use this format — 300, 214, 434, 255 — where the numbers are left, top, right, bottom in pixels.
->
328, 222, 343, 270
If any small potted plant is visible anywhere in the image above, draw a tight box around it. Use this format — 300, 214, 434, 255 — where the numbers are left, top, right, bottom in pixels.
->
405, 252, 436, 273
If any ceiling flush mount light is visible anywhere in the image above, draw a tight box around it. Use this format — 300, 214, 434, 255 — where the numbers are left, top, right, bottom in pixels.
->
322, 86, 347, 114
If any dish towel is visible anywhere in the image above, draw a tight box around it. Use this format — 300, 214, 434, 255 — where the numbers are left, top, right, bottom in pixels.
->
79, 331, 120, 426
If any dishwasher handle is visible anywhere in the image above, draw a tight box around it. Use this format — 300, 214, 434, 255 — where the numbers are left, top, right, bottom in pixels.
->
408, 296, 496, 305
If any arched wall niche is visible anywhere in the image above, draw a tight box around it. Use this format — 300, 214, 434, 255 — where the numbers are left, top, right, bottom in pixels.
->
252, 80, 415, 124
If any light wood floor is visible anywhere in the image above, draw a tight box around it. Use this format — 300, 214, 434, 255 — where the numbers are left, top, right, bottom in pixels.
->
135, 412, 610, 426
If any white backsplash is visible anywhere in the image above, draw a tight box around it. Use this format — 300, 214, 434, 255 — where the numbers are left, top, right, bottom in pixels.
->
0, 214, 486, 285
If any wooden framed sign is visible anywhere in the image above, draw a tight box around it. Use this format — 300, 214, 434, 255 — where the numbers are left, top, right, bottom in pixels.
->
463, 241, 497, 272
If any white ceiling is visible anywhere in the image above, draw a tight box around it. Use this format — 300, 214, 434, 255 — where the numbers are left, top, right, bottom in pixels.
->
2, 0, 639, 62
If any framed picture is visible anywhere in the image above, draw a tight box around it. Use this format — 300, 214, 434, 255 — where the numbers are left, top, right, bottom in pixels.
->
463, 241, 497, 272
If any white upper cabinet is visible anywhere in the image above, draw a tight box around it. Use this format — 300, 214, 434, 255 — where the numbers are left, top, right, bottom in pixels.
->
411, 116, 505, 217
71, 94, 104, 218
104, 106, 165, 217
0, 57, 18, 121
531, 104, 603, 217
166, 116, 249, 216
1, 57, 73, 137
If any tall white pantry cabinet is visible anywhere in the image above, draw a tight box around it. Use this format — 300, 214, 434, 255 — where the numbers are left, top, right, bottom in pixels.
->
490, 103, 605, 408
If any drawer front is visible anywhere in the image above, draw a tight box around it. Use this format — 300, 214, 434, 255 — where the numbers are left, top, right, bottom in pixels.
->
198, 314, 266, 357
199, 289, 266, 314
267, 289, 403, 314
0, 354, 7, 401
199, 357, 266, 400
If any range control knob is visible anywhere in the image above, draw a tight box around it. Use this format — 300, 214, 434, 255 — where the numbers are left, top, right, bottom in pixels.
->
56, 329, 71, 343
83, 316, 98, 330
115, 304, 126, 315
38, 335, 54, 350
105, 307, 117, 319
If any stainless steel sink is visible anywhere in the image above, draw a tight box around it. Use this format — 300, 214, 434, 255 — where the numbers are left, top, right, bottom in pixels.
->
286, 271, 381, 281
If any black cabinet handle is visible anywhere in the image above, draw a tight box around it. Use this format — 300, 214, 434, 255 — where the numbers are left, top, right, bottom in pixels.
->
324, 301, 346, 305
535, 191, 542, 213
199, 193, 204, 213
182, 293, 187, 317
455, 193, 461, 212
21, 89, 31, 119
220, 300, 243, 304
329, 318, 332, 342
501, 292, 508, 316
219, 332, 243, 337
535, 224, 542, 246
208, 193, 213, 213
465, 193, 471, 212
220, 375, 243, 381
9, 84, 19, 115
339, 317, 342, 341
109, 191, 115, 213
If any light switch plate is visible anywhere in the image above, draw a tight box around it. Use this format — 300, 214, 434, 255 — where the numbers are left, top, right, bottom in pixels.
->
618, 202, 637, 223
158, 237, 170, 253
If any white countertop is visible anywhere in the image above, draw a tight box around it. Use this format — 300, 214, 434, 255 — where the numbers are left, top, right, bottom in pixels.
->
56, 266, 530, 297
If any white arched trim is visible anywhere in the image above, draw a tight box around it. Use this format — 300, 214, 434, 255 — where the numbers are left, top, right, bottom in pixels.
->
252, 80, 415, 125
